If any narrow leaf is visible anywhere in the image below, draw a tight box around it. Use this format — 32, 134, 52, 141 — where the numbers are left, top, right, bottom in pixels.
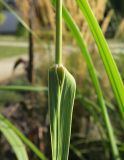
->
0, 117, 28, 160
0, 114, 47, 160
77, 0, 124, 120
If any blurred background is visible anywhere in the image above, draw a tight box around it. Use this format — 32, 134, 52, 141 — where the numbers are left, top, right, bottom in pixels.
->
0, 0, 124, 159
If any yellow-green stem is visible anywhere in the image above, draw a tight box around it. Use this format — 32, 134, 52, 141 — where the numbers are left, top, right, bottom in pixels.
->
55, 0, 62, 64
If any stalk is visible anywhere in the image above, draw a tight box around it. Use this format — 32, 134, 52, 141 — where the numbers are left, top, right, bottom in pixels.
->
55, 0, 62, 64
49, 1, 76, 160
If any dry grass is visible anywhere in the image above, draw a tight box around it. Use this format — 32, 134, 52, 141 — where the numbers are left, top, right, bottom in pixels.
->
16, 0, 112, 43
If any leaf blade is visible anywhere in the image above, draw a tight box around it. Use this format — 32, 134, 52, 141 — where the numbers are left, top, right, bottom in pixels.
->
49, 65, 76, 160
0, 114, 47, 160
77, 0, 124, 120
0, 118, 28, 160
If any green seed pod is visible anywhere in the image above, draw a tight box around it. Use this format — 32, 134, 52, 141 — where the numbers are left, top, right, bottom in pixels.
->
48, 65, 76, 160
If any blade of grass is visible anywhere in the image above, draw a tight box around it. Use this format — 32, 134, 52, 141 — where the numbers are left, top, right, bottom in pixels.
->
0, 114, 47, 160
76, 0, 124, 120
0, 117, 28, 160
0, 85, 48, 92
50, 1, 120, 159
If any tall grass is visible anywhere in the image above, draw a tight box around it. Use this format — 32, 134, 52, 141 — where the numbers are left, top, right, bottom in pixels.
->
77, 0, 124, 120
49, 0, 76, 160
0, 0, 124, 160
51, 0, 120, 159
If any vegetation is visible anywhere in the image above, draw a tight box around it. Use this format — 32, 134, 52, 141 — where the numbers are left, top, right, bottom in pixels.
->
0, 0, 124, 160
0, 46, 27, 59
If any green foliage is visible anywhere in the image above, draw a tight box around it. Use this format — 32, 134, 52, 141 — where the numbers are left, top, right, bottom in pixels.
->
0, 114, 47, 160
51, 0, 120, 159
0, 115, 28, 160
0, 0, 124, 159
49, 65, 76, 160
76, 0, 124, 120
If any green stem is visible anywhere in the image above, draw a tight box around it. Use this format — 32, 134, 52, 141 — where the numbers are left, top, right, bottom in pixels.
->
55, 0, 62, 65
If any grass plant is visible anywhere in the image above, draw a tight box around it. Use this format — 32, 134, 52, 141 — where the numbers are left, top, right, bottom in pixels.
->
0, 0, 124, 160
51, 0, 120, 159
76, 0, 124, 120
49, 0, 76, 159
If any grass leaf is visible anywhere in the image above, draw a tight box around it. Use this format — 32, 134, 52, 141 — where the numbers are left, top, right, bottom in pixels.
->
49, 65, 76, 160
76, 0, 124, 120
0, 114, 47, 160
0, 115, 28, 160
